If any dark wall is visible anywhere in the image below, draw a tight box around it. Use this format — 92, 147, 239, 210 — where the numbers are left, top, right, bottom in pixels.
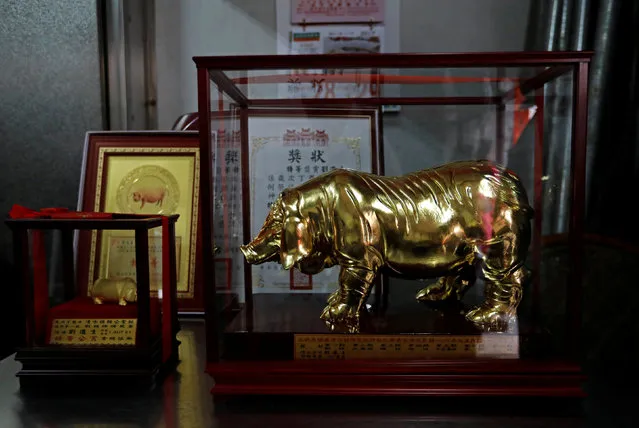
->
0, 0, 104, 357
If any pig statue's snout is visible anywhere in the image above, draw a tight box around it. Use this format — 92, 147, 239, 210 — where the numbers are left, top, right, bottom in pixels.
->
240, 237, 280, 265
239, 243, 257, 264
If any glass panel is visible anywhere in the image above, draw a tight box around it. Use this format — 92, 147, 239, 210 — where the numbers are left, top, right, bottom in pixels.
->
36, 222, 168, 349
207, 59, 579, 363
245, 108, 379, 333
220, 66, 558, 101
210, 87, 244, 313
535, 72, 575, 352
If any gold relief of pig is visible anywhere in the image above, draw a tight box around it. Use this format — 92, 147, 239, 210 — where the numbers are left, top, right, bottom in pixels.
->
132, 187, 166, 209
90, 277, 138, 306
240, 160, 533, 334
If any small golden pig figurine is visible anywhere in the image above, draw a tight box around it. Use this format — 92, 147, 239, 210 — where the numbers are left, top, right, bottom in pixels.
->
90, 277, 138, 306
241, 160, 533, 334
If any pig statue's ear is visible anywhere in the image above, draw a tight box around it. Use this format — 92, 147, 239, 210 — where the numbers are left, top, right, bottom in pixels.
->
280, 216, 313, 270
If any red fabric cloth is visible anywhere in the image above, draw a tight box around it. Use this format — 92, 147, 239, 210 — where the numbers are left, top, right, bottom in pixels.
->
8, 205, 113, 220
512, 87, 535, 146
46, 297, 162, 345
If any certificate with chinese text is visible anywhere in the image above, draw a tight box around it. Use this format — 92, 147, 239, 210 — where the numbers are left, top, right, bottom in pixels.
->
211, 124, 246, 299
96, 150, 198, 298
247, 110, 378, 294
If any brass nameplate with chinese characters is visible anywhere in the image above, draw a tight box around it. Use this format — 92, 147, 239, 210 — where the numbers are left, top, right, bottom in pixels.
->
49, 319, 137, 346
294, 334, 519, 360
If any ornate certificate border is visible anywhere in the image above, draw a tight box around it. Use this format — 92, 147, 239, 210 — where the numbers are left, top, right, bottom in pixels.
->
241, 108, 381, 298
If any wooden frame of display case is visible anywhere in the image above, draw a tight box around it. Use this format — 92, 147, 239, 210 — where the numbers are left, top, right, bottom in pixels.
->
194, 51, 592, 397
6, 212, 180, 391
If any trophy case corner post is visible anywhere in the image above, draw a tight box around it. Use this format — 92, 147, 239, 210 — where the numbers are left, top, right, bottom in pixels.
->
168, 218, 180, 348
568, 60, 590, 357
532, 87, 545, 330
134, 227, 151, 349
375, 105, 388, 313
239, 106, 254, 318
196, 65, 221, 361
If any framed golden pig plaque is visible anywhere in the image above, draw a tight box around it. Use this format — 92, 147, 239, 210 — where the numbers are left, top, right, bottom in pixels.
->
77, 132, 203, 312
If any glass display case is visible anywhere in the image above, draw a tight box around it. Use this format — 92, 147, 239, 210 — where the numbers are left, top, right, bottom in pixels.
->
194, 51, 592, 397
5, 207, 180, 391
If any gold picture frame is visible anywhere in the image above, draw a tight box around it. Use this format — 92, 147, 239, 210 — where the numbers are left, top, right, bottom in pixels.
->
77, 132, 203, 310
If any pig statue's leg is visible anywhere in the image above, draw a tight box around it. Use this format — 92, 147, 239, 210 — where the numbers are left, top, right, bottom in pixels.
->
321, 266, 377, 333
321, 184, 383, 333
466, 214, 530, 332
416, 267, 476, 302
118, 297, 128, 306
416, 276, 458, 302
92, 297, 104, 305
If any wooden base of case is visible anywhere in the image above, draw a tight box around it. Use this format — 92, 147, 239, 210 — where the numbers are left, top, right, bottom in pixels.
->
207, 359, 585, 397
15, 336, 179, 394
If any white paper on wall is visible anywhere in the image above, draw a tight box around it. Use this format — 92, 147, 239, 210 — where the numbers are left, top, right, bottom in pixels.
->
212, 123, 246, 302
278, 25, 385, 100
247, 114, 375, 294
291, 0, 386, 25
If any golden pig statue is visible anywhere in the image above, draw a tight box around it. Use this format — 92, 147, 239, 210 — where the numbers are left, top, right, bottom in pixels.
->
241, 160, 533, 333
90, 277, 138, 306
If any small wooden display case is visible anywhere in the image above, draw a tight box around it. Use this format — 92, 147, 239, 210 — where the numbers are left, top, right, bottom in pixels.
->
6, 211, 180, 391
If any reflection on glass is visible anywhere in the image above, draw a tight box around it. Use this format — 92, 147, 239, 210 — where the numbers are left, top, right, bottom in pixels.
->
202, 59, 579, 364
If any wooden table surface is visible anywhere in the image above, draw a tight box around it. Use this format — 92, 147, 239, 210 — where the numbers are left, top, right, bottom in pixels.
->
0, 320, 635, 428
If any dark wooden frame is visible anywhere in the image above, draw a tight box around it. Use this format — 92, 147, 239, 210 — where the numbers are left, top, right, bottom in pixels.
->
194, 51, 592, 397
5, 214, 180, 391
77, 131, 204, 313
